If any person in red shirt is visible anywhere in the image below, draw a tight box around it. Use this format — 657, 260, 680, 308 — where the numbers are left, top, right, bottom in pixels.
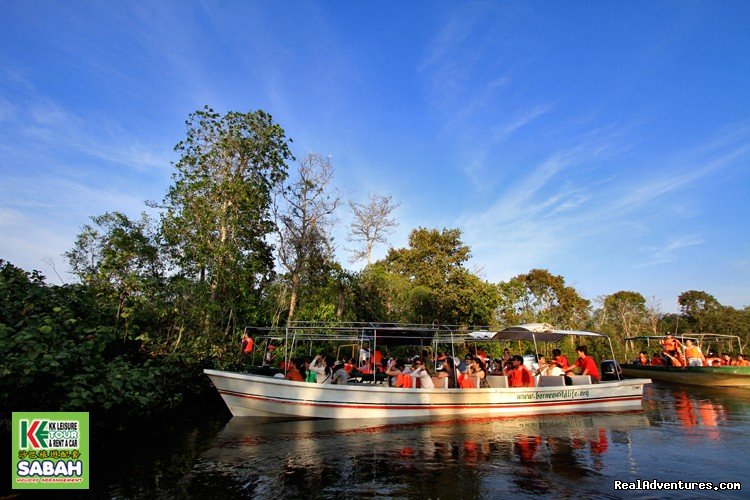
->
565, 345, 600, 382
507, 355, 534, 387
552, 348, 570, 370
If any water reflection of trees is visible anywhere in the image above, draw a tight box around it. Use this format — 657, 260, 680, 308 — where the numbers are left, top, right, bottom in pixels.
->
187, 413, 649, 497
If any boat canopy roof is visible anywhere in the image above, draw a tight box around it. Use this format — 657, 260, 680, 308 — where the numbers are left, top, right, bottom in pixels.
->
464, 323, 606, 343
247, 322, 608, 346
623, 334, 740, 343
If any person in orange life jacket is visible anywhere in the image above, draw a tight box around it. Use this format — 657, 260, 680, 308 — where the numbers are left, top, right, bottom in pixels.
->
651, 352, 666, 365
285, 358, 304, 382
704, 351, 721, 366
733, 354, 750, 366
634, 351, 650, 365
552, 348, 570, 370
660, 333, 682, 356
663, 350, 684, 367
240, 330, 254, 354
566, 345, 600, 382
720, 353, 733, 366
385, 359, 405, 387
683, 339, 705, 367
507, 355, 534, 387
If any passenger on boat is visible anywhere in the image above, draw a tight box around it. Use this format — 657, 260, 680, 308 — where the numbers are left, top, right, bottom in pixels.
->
240, 330, 254, 354
534, 356, 548, 375
285, 358, 305, 382
733, 354, 750, 366
436, 356, 459, 388
663, 351, 684, 367
343, 357, 356, 373
565, 346, 600, 382
720, 353, 733, 366
684, 339, 705, 367
705, 351, 722, 366
469, 356, 488, 388
507, 355, 534, 388
501, 348, 512, 370
633, 351, 650, 365
331, 361, 349, 384
385, 359, 407, 387
651, 352, 666, 365
552, 349, 570, 370
540, 358, 565, 377
410, 358, 435, 389
660, 334, 682, 356
309, 354, 333, 384
262, 344, 275, 367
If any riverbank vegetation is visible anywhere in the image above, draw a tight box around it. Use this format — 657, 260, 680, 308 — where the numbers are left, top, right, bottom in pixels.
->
2, 107, 748, 426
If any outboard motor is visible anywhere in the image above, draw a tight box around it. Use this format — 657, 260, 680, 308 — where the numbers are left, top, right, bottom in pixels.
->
600, 359, 622, 381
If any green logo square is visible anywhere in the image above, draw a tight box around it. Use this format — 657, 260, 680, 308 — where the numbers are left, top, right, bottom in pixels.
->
12, 412, 89, 489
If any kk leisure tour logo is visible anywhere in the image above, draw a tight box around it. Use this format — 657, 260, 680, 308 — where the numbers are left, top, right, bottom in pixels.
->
12, 412, 89, 489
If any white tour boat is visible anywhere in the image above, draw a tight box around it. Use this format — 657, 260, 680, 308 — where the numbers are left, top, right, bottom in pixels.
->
205, 323, 651, 419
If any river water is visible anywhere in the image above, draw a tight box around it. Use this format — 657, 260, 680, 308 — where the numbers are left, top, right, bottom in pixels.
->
94, 383, 750, 498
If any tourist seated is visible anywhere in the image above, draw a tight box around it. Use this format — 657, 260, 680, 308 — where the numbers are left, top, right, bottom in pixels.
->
720, 353, 732, 366
507, 355, 534, 388
733, 354, 750, 366
552, 348, 570, 370
457, 362, 474, 389
565, 345, 600, 382
436, 356, 459, 388
660, 334, 682, 357
386, 359, 405, 387
705, 351, 722, 366
633, 351, 650, 365
534, 356, 549, 375
540, 358, 565, 377
309, 354, 333, 384
663, 350, 684, 367
285, 358, 305, 382
501, 348, 513, 370
651, 352, 666, 366
331, 361, 349, 384
410, 358, 434, 389
683, 339, 705, 367
469, 356, 488, 388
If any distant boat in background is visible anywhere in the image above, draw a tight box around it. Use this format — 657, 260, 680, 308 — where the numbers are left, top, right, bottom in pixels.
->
621, 334, 750, 388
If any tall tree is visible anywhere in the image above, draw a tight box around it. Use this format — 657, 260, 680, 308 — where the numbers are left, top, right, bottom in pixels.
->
602, 290, 647, 338
382, 227, 498, 324
678, 290, 720, 333
502, 269, 590, 329
161, 106, 292, 339
66, 212, 162, 339
347, 192, 400, 264
275, 153, 342, 321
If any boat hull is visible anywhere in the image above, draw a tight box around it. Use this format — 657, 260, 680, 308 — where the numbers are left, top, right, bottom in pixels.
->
622, 364, 750, 387
205, 369, 650, 419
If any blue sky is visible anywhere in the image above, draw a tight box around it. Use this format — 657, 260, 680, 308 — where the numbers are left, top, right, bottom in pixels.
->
1, 1, 749, 312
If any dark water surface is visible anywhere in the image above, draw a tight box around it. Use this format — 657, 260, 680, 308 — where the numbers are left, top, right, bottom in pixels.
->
87, 384, 750, 498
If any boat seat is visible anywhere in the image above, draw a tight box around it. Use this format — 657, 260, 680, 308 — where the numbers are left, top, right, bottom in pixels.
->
539, 375, 566, 387
570, 375, 592, 385
486, 375, 508, 388
431, 376, 448, 389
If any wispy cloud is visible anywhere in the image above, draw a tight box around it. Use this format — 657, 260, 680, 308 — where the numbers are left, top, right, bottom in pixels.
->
491, 104, 552, 142
637, 236, 704, 268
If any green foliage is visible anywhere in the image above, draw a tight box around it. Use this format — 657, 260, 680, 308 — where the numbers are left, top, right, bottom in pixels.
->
0, 260, 202, 425
499, 269, 590, 329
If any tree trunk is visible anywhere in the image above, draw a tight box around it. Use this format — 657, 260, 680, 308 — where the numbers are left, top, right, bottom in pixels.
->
287, 274, 300, 321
